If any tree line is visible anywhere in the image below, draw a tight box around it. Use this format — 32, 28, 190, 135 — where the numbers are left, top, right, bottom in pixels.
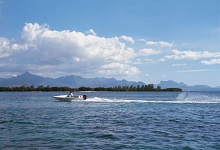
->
0, 84, 182, 92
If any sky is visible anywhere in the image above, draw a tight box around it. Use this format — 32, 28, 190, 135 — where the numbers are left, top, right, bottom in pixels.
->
0, 0, 220, 87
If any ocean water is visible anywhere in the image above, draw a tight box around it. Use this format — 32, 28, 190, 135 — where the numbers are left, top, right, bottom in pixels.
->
0, 91, 220, 149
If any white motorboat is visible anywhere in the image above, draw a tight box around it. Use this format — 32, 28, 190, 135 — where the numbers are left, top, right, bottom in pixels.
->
53, 94, 87, 101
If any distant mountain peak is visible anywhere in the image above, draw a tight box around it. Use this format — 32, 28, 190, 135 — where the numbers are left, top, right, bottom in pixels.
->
18, 71, 38, 78
24, 71, 30, 74
24, 71, 30, 75
18, 71, 33, 76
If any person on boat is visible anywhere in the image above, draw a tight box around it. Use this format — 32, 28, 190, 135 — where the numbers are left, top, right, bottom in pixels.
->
68, 91, 74, 97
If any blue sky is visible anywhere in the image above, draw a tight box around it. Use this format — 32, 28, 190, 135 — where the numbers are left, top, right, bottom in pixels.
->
0, 0, 219, 87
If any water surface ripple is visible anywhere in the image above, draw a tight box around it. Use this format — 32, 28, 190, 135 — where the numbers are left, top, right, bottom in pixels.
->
0, 92, 220, 149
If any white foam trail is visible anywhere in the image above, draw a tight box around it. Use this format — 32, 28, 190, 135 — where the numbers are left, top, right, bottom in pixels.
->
176, 92, 189, 100
85, 97, 147, 103
75, 97, 220, 104
158, 100, 218, 104
175, 92, 220, 103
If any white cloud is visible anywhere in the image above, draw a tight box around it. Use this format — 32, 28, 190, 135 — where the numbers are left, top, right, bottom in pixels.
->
177, 69, 220, 73
161, 74, 167, 77
172, 64, 187, 67
201, 59, 220, 65
144, 59, 156, 64
159, 58, 166, 62
145, 73, 150, 77
133, 59, 143, 65
177, 69, 208, 73
146, 41, 158, 45
166, 49, 220, 60
159, 41, 173, 47
99, 62, 140, 77
0, 72, 18, 78
0, 23, 139, 78
139, 48, 161, 56
0, 37, 28, 58
87, 29, 96, 36
120, 35, 134, 44
72, 57, 82, 62
146, 40, 173, 47
138, 39, 146, 42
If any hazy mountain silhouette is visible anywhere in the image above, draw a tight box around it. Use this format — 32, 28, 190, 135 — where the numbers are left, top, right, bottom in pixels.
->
0, 72, 145, 88
156, 80, 219, 91
0, 72, 219, 91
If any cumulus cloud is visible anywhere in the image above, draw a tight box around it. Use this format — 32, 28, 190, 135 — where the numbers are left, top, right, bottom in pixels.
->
166, 49, 220, 60
139, 48, 161, 56
146, 41, 157, 45
201, 59, 220, 65
99, 62, 140, 77
146, 40, 173, 47
0, 23, 139, 78
0, 37, 28, 58
120, 35, 134, 44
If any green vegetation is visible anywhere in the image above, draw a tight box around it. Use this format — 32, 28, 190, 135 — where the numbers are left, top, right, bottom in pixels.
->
0, 84, 182, 92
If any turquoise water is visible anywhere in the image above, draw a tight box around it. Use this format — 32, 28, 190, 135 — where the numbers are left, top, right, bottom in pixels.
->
0, 91, 220, 149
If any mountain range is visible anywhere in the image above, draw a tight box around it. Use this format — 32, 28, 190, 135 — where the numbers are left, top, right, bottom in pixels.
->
0, 72, 145, 88
0, 72, 219, 91
157, 80, 220, 91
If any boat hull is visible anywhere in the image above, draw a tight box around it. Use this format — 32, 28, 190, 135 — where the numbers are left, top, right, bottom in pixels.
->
53, 95, 87, 101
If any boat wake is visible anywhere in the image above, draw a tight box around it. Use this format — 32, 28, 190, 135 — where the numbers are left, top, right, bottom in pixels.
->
176, 91, 220, 104
73, 94, 220, 104
85, 97, 147, 103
